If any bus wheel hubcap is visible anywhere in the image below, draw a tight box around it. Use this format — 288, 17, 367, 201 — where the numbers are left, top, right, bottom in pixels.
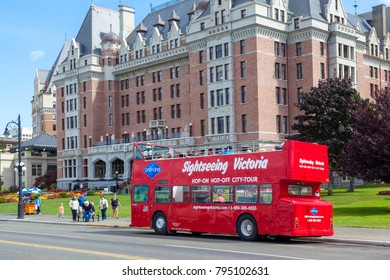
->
156, 217, 165, 229
242, 220, 253, 236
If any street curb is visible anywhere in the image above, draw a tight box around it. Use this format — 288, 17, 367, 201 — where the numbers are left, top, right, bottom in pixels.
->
300, 237, 390, 247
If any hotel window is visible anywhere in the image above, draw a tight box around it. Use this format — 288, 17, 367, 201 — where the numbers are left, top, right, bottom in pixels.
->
108, 96, 113, 108
241, 86, 247, 103
274, 8, 279, 21
275, 63, 280, 79
298, 88, 304, 104
216, 65, 223, 81
282, 116, 288, 134
275, 87, 280, 104
296, 42, 302, 56
200, 22, 205, 30
209, 46, 214, 60
241, 9, 246, 18
216, 44, 223, 59
242, 114, 247, 133
320, 42, 324, 56
201, 119, 205, 136
215, 11, 220, 25
109, 114, 113, 127
281, 43, 286, 57
199, 50, 204, 63
320, 63, 325, 79
281, 64, 286, 80
240, 40, 246, 54
276, 115, 281, 133
274, 41, 279, 55
297, 63, 303, 79
294, 18, 300, 29
241, 61, 246, 78
200, 93, 205, 109
282, 88, 287, 105
200, 70, 204, 85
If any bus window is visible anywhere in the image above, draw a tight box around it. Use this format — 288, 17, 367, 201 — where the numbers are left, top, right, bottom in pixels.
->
192, 185, 211, 203
155, 186, 171, 203
172, 186, 190, 203
288, 185, 313, 197
134, 185, 148, 202
236, 184, 258, 203
213, 185, 233, 203
260, 184, 272, 204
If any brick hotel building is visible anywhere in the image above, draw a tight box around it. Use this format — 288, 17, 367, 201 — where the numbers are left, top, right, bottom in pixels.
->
49, 0, 390, 189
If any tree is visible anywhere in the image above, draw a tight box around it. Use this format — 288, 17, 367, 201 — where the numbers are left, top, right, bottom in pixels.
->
341, 90, 390, 183
34, 169, 57, 189
288, 78, 364, 195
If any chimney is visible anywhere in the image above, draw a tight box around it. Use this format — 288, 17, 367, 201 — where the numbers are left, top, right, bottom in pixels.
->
119, 5, 135, 41
372, 4, 387, 38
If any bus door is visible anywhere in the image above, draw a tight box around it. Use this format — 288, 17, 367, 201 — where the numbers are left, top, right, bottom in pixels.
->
259, 183, 274, 234
190, 185, 213, 232
131, 184, 150, 227
211, 185, 234, 234
170, 186, 191, 230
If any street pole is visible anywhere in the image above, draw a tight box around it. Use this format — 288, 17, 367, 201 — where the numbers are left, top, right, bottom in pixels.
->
17, 115, 23, 219
4, 114, 24, 219
115, 171, 118, 193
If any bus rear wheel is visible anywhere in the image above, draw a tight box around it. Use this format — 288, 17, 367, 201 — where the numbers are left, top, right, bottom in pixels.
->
152, 212, 168, 235
237, 214, 258, 241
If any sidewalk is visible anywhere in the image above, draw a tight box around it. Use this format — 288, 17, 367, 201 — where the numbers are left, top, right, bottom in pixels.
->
1, 213, 389, 247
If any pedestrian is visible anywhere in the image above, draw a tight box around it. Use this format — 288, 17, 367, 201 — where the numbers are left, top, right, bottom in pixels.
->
77, 192, 87, 217
111, 194, 121, 219
99, 193, 109, 220
82, 200, 94, 222
58, 203, 64, 218
35, 195, 42, 214
69, 196, 79, 222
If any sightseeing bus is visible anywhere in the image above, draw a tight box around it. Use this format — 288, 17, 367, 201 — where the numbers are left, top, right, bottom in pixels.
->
130, 140, 333, 241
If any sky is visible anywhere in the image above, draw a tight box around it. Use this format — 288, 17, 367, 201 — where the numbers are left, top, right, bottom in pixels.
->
0, 0, 389, 133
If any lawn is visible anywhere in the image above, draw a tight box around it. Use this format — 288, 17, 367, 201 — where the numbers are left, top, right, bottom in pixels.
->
0, 185, 389, 228
322, 184, 390, 229
0, 193, 131, 219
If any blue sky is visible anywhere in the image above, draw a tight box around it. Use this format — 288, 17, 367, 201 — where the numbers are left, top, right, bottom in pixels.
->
0, 0, 388, 132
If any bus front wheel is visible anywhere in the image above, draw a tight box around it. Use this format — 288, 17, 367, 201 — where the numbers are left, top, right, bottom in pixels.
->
152, 212, 168, 235
237, 214, 258, 241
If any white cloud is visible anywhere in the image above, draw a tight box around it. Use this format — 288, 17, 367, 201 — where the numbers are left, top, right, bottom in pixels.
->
29, 50, 45, 61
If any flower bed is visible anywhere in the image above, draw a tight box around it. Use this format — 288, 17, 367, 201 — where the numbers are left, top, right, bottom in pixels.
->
377, 190, 390, 195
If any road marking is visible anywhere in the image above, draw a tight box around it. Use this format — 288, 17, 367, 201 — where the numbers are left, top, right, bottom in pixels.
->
0, 229, 84, 239
165, 244, 306, 260
0, 239, 156, 260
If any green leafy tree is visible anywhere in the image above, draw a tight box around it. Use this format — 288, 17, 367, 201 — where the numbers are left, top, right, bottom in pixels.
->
341, 90, 390, 183
288, 78, 364, 195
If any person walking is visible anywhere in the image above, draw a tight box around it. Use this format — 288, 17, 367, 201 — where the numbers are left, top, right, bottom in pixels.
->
111, 194, 121, 219
58, 203, 64, 218
99, 194, 109, 220
69, 196, 79, 222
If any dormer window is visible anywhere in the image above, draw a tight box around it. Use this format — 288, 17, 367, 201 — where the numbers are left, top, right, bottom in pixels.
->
218, 0, 222, 5
294, 18, 300, 29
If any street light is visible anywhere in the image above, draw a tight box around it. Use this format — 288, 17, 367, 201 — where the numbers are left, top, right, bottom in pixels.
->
114, 171, 119, 193
3, 114, 24, 219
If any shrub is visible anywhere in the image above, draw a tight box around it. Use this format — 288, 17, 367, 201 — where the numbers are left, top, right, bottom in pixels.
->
87, 190, 95, 196
59, 192, 68, 198
0, 197, 7, 203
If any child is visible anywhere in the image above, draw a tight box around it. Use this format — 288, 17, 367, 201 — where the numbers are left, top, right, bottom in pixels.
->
59, 203, 64, 218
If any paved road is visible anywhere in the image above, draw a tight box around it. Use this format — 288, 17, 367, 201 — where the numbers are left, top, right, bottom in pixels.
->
1, 213, 389, 247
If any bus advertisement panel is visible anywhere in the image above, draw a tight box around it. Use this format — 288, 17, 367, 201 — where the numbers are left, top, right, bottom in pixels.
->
130, 140, 333, 241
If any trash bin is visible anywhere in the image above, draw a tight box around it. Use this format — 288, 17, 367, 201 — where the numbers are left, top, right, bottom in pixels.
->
24, 202, 36, 215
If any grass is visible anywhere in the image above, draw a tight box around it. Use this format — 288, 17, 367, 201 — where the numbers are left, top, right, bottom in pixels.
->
0, 194, 131, 219
0, 185, 389, 228
322, 184, 390, 229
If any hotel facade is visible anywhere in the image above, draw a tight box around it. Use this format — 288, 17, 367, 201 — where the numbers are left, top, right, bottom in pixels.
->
49, 0, 390, 190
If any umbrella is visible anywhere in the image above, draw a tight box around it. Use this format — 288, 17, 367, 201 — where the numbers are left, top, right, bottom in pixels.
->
21, 188, 32, 195
30, 188, 43, 194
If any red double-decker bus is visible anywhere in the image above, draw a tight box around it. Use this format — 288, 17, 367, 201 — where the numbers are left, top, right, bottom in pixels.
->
130, 140, 333, 241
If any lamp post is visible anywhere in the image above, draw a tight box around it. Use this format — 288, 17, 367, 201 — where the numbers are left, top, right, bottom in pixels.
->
3, 114, 24, 219
114, 171, 119, 193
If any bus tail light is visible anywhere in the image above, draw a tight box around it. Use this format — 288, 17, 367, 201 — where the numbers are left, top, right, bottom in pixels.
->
295, 217, 299, 229
330, 218, 333, 229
